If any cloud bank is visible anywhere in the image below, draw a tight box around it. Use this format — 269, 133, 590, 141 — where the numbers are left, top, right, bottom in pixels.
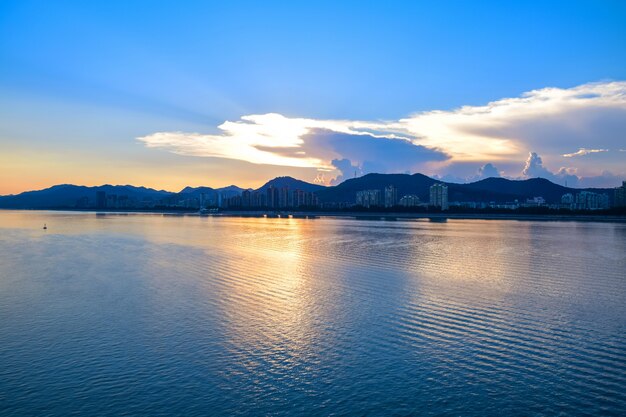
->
138, 81, 626, 187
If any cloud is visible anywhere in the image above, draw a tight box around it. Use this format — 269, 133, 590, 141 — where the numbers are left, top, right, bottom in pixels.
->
476, 163, 501, 179
138, 113, 446, 172
304, 129, 448, 175
562, 148, 608, 157
522, 152, 552, 178
521, 152, 579, 186
519, 151, 625, 187
138, 81, 626, 184
330, 159, 362, 185
408, 81, 626, 158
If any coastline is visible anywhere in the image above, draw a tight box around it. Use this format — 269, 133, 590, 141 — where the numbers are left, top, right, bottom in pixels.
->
2, 208, 626, 223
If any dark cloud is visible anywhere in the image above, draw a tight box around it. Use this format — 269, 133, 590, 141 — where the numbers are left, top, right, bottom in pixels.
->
300, 129, 449, 184
330, 159, 363, 185
476, 163, 501, 179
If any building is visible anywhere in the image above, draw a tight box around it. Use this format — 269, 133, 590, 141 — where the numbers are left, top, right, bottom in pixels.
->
399, 194, 420, 207
199, 193, 209, 208
615, 181, 626, 207
523, 196, 546, 207
384, 185, 398, 208
576, 191, 609, 210
106, 194, 118, 209
429, 183, 448, 210
96, 191, 107, 209
278, 187, 290, 208
293, 189, 319, 208
561, 193, 575, 210
117, 195, 130, 209
356, 189, 381, 208
266, 186, 279, 208
241, 190, 252, 207
223, 188, 319, 209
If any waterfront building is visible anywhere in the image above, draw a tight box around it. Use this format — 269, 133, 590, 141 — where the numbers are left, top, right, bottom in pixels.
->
356, 190, 381, 208
523, 196, 546, 207
278, 187, 290, 208
96, 191, 107, 209
384, 185, 398, 208
117, 195, 130, 209
241, 190, 252, 207
266, 186, 279, 208
561, 193, 574, 209
200, 193, 209, 208
106, 194, 118, 209
293, 189, 305, 207
615, 181, 626, 207
576, 191, 609, 210
429, 183, 448, 210
399, 194, 420, 207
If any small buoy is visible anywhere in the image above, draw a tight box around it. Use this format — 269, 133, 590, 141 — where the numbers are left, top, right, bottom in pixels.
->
43, 224, 47, 230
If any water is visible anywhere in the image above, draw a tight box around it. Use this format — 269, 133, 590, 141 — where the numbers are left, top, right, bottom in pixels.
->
0, 211, 625, 416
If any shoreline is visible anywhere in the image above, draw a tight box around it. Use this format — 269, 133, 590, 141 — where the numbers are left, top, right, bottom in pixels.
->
2, 208, 626, 223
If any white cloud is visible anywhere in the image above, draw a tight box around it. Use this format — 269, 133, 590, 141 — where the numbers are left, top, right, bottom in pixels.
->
476, 163, 501, 179
520, 152, 578, 186
138, 81, 626, 185
562, 148, 608, 157
390, 81, 626, 162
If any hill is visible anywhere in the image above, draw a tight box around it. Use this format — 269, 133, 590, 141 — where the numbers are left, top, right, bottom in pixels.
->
316, 173, 435, 203
0, 175, 617, 209
317, 174, 614, 204
255, 176, 326, 193
0, 184, 172, 209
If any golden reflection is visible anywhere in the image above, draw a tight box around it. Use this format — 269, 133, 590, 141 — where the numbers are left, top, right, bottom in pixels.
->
203, 217, 331, 371
405, 220, 528, 290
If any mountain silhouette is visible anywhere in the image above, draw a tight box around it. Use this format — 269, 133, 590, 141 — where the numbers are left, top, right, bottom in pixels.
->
0, 184, 171, 209
0, 174, 616, 209
255, 176, 326, 193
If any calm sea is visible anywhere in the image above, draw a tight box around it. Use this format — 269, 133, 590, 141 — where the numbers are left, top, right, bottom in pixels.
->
1, 211, 625, 416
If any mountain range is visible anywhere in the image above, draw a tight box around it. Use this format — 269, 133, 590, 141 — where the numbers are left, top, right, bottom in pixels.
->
0, 174, 616, 209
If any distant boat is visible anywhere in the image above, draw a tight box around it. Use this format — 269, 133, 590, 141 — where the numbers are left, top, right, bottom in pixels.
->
43, 224, 47, 230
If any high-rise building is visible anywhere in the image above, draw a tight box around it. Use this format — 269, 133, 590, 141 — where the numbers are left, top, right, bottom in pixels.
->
429, 183, 448, 210
576, 191, 609, 210
399, 194, 420, 207
200, 193, 209, 208
291, 190, 319, 208
615, 181, 626, 207
356, 190, 381, 208
384, 185, 398, 208
241, 190, 252, 207
561, 193, 574, 209
106, 194, 118, 209
96, 191, 107, 209
266, 186, 279, 208
293, 189, 306, 207
278, 187, 290, 208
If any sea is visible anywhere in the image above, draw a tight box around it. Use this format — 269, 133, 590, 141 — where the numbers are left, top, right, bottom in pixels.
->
1, 210, 625, 416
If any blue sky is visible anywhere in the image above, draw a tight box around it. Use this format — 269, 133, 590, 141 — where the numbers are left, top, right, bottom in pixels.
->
1, 1, 625, 193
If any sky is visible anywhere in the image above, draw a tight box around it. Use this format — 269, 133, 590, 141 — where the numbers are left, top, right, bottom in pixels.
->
1, 0, 625, 195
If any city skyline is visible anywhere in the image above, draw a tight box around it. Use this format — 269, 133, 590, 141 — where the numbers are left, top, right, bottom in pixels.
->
2, 172, 624, 213
2, 1, 626, 195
